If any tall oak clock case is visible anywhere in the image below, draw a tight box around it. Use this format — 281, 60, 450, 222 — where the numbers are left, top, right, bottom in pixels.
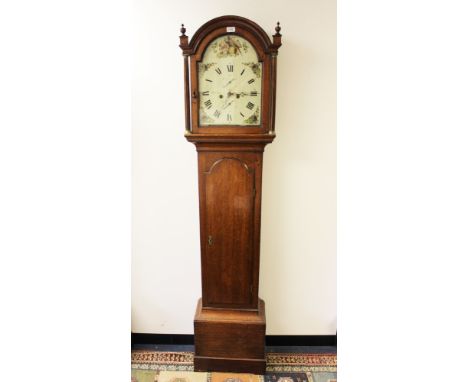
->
179, 16, 282, 374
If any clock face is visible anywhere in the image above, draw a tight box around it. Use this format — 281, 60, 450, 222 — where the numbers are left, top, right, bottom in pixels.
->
198, 35, 262, 126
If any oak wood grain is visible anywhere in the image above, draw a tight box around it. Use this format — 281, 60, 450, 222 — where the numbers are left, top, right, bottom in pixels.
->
194, 299, 266, 373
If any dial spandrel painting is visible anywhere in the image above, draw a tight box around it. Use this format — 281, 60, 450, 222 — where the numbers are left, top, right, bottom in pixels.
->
198, 35, 262, 126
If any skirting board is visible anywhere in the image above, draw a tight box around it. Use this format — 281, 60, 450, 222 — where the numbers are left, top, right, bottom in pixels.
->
131, 333, 337, 347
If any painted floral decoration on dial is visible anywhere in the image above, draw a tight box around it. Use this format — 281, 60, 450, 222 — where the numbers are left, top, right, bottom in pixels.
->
198, 35, 262, 126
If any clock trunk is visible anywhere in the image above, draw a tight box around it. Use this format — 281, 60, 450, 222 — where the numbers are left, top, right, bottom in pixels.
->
198, 150, 263, 311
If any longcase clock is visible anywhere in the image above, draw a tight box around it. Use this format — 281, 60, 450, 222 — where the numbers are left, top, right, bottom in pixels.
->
179, 15, 282, 374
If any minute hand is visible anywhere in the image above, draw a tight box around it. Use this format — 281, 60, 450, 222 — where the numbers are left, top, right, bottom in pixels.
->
227, 91, 250, 97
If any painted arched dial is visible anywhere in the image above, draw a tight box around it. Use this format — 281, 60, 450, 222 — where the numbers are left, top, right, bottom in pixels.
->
203, 158, 255, 307
198, 35, 262, 126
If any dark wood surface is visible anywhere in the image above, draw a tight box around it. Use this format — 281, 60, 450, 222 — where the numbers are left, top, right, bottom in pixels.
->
203, 157, 255, 307
131, 333, 338, 347
179, 15, 282, 374
198, 150, 264, 311
194, 356, 266, 375
194, 298, 266, 374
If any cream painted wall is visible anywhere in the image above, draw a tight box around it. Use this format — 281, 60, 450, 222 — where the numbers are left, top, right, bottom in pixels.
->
132, 0, 336, 334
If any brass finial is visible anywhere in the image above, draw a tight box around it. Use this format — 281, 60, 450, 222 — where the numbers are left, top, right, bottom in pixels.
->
274, 22, 281, 36
180, 23, 186, 36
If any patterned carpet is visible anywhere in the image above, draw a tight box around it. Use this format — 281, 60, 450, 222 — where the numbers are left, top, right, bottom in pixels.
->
131, 351, 337, 382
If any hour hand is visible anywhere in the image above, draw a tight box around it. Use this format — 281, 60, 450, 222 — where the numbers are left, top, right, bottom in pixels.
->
222, 100, 233, 110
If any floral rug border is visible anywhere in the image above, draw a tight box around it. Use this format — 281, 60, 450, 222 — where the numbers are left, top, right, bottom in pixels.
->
131, 351, 336, 373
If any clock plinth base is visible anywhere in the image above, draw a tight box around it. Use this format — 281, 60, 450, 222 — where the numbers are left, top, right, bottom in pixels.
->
193, 298, 266, 374
194, 356, 266, 375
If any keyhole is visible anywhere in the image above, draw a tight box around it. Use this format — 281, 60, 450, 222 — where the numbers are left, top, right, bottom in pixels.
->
208, 235, 213, 246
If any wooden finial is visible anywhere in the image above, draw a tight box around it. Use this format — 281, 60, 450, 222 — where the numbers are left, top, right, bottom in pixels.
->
179, 23, 189, 51
272, 21, 282, 49
274, 22, 281, 36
